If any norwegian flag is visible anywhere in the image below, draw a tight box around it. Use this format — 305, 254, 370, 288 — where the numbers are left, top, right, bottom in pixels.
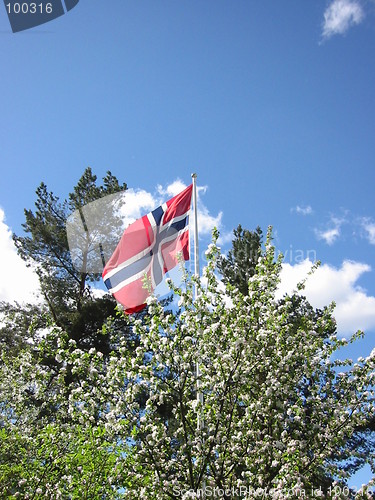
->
102, 184, 193, 314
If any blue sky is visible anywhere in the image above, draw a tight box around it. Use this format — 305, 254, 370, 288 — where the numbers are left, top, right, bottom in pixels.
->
0, 0, 374, 488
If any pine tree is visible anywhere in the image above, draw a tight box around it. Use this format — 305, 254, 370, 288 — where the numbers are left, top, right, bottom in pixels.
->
0, 168, 144, 414
217, 224, 262, 295
10, 167, 131, 355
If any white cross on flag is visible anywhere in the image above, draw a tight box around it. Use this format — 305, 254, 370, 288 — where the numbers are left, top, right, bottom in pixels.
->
102, 184, 192, 314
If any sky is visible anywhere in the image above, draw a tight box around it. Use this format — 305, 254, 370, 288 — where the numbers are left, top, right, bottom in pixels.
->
0, 0, 375, 488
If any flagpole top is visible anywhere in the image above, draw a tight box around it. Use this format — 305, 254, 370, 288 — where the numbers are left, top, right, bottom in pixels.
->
191, 173, 197, 179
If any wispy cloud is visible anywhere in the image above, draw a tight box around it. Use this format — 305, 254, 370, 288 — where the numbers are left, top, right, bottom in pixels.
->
292, 205, 313, 216
315, 226, 341, 245
314, 215, 346, 245
217, 231, 234, 246
322, 0, 364, 39
196, 185, 223, 236
361, 218, 375, 245
277, 259, 375, 335
312, 212, 375, 247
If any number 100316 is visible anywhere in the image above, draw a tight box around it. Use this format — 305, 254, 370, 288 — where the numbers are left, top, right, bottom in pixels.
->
5, 3, 53, 14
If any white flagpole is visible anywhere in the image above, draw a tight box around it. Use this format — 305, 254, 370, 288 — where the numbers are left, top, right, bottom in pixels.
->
191, 174, 202, 410
192, 173, 205, 495
191, 173, 200, 280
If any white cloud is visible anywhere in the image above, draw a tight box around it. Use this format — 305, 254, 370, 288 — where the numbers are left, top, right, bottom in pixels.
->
197, 204, 223, 236
361, 220, 375, 245
217, 231, 234, 246
322, 0, 364, 39
311, 212, 375, 247
0, 208, 40, 304
315, 227, 340, 245
276, 259, 375, 335
314, 215, 346, 245
119, 188, 158, 226
196, 185, 223, 236
90, 287, 107, 299
292, 205, 313, 216
157, 179, 187, 198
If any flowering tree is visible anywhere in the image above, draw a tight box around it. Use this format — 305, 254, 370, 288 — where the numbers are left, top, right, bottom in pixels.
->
0, 327, 134, 498
108, 228, 375, 498
1, 227, 374, 498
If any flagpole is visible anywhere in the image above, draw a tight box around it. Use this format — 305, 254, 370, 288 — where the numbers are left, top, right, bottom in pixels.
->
191, 173, 200, 280
192, 173, 205, 496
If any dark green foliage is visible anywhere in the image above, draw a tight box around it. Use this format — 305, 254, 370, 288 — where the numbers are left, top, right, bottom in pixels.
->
217, 224, 262, 295
10, 167, 130, 355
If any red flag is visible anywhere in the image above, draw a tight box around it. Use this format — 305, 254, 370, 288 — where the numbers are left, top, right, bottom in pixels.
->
102, 185, 192, 314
